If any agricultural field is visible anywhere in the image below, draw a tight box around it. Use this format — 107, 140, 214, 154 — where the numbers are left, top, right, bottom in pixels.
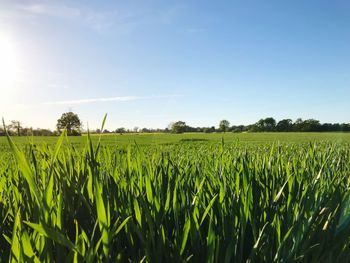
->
1, 132, 350, 262
1, 131, 350, 148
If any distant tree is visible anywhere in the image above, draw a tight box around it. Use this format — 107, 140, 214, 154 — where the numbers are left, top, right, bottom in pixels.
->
254, 117, 276, 132
8, 120, 22, 136
115, 127, 126, 134
276, 119, 293, 132
133, 127, 139, 133
171, 121, 186, 134
300, 119, 321, 132
331, 123, 341, 132
340, 123, 350, 132
219, 120, 230, 132
56, 112, 82, 136
293, 118, 304, 131
20, 127, 31, 136
103, 129, 110, 133
32, 128, 55, 136
264, 117, 276, 131
203, 126, 215, 133
185, 125, 200, 132
167, 122, 174, 131
232, 125, 246, 133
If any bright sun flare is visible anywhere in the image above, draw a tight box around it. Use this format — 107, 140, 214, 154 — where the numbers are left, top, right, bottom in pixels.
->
0, 36, 18, 91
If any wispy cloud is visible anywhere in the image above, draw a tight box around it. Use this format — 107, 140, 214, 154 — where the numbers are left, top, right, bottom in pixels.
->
17, 3, 81, 19
1, 2, 116, 32
42, 94, 181, 106
1, 2, 184, 33
21, 3, 114, 32
43, 96, 138, 105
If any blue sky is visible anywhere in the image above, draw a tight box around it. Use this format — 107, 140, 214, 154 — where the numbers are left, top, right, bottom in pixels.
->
0, 0, 349, 130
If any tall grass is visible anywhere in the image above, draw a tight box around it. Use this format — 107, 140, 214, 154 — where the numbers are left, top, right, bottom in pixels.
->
1, 130, 350, 262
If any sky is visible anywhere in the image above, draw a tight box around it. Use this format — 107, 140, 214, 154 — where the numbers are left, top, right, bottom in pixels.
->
0, 0, 349, 130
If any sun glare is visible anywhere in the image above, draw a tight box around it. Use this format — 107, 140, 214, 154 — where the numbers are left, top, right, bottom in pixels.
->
0, 35, 18, 92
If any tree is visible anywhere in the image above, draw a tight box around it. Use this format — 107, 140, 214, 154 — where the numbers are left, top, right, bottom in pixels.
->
293, 118, 304, 132
219, 120, 230, 132
232, 125, 246, 133
115, 127, 126, 134
171, 121, 186, 134
255, 117, 276, 132
300, 119, 321, 132
8, 120, 22, 136
276, 119, 293, 132
56, 112, 82, 136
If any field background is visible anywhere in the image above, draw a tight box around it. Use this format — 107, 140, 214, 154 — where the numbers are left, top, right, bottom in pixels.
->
1, 132, 350, 149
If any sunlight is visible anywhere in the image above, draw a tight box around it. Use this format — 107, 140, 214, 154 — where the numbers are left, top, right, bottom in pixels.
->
0, 35, 18, 92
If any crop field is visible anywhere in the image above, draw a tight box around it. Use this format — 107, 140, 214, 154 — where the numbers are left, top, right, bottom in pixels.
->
1, 132, 350, 262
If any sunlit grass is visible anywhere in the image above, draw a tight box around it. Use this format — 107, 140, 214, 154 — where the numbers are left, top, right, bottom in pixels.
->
1, 131, 350, 261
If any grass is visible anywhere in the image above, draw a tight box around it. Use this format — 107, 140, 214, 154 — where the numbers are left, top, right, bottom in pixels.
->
1, 132, 350, 148
1, 132, 350, 262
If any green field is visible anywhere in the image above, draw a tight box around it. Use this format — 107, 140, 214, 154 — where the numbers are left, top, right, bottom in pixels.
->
1, 132, 350, 147
1, 132, 350, 262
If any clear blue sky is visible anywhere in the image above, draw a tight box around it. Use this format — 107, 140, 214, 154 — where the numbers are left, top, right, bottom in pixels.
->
0, 0, 349, 130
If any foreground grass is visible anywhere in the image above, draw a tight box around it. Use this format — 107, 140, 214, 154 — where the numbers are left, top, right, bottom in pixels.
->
1, 132, 350, 262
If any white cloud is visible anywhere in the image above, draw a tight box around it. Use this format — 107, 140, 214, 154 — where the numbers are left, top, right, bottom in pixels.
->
2, 2, 114, 32
1, 2, 184, 33
42, 94, 182, 105
17, 3, 81, 19
43, 96, 139, 105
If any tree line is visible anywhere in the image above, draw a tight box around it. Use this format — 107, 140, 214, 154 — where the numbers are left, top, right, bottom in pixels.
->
250, 118, 350, 132
0, 112, 82, 136
0, 112, 349, 136
170, 118, 350, 133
